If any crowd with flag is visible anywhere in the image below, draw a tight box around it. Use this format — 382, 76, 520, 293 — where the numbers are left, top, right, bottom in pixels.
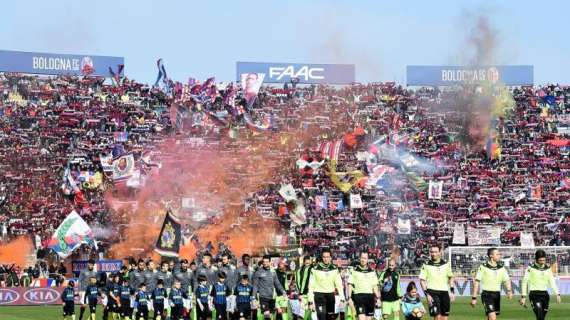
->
0, 67, 570, 281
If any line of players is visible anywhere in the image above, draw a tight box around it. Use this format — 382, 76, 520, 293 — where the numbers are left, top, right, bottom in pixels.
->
64, 246, 562, 320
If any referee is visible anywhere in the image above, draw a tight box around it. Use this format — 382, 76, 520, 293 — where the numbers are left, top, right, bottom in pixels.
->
308, 248, 345, 320
520, 249, 562, 320
470, 248, 513, 320
347, 251, 380, 320
419, 245, 455, 320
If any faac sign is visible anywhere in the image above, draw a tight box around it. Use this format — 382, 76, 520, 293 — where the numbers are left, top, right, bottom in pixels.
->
236, 62, 355, 84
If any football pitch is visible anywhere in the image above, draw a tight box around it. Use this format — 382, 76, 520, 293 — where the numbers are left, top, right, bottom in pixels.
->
1, 297, 569, 320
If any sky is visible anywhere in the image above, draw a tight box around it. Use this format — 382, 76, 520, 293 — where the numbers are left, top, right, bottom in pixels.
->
0, 0, 568, 85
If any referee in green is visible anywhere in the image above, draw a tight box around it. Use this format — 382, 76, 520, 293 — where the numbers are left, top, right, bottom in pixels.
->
308, 248, 345, 320
419, 245, 455, 320
470, 248, 513, 320
347, 251, 380, 320
520, 249, 562, 320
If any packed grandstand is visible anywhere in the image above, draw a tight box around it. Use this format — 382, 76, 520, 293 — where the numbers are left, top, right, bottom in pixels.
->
1, 68, 569, 264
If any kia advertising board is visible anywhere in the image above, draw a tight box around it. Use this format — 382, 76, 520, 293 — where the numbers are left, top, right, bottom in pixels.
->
406, 65, 533, 86
0, 50, 124, 77
236, 62, 355, 84
0, 287, 67, 306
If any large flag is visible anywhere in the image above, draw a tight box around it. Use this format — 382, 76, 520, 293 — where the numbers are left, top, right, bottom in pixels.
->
366, 165, 396, 188
155, 210, 182, 257
112, 154, 135, 181
241, 73, 265, 107
47, 211, 97, 258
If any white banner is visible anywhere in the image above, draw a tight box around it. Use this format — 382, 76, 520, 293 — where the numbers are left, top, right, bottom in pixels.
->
452, 223, 466, 245
428, 180, 443, 199
181, 197, 195, 209
397, 217, 411, 234
279, 184, 297, 202
350, 194, 363, 209
520, 232, 535, 248
467, 227, 501, 246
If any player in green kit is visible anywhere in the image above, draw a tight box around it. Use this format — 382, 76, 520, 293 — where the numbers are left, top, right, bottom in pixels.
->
470, 248, 513, 320
520, 249, 562, 320
419, 245, 454, 320
347, 251, 380, 320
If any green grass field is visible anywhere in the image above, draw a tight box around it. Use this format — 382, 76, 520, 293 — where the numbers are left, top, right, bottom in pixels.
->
1, 297, 569, 320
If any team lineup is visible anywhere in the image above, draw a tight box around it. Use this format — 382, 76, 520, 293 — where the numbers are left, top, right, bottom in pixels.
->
61, 247, 561, 320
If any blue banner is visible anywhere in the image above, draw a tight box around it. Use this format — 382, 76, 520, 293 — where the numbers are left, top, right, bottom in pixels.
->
72, 260, 123, 273
236, 62, 355, 84
406, 65, 533, 86
0, 50, 124, 77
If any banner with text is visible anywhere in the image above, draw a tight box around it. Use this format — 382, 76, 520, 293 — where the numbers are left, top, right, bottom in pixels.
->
406, 65, 533, 86
0, 50, 124, 77
236, 62, 355, 84
467, 226, 502, 246
71, 260, 123, 273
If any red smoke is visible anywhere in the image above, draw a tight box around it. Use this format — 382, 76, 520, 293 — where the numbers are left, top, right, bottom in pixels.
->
107, 100, 356, 261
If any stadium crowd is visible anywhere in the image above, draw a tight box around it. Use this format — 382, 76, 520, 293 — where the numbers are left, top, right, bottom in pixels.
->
1, 72, 570, 280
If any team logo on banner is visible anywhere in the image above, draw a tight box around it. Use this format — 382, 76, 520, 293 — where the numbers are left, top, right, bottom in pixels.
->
112, 154, 134, 181
155, 210, 182, 257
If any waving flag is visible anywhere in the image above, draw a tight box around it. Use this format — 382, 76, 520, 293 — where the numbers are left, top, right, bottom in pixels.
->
112, 154, 135, 181
241, 73, 265, 108
279, 184, 297, 202
48, 211, 97, 258
155, 210, 182, 257
154, 58, 168, 87
366, 165, 396, 188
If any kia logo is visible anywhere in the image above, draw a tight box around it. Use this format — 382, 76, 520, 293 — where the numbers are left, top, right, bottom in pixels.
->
0, 289, 20, 304
23, 288, 60, 304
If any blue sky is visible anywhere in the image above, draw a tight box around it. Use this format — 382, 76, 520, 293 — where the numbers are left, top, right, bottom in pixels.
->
1, 0, 568, 85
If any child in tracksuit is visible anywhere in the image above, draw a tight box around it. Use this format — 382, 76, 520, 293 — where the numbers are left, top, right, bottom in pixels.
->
120, 278, 135, 320
401, 282, 425, 320
62, 280, 77, 320
233, 274, 254, 320
196, 275, 212, 320
169, 280, 188, 320
210, 271, 232, 320
135, 283, 150, 320
152, 279, 167, 320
